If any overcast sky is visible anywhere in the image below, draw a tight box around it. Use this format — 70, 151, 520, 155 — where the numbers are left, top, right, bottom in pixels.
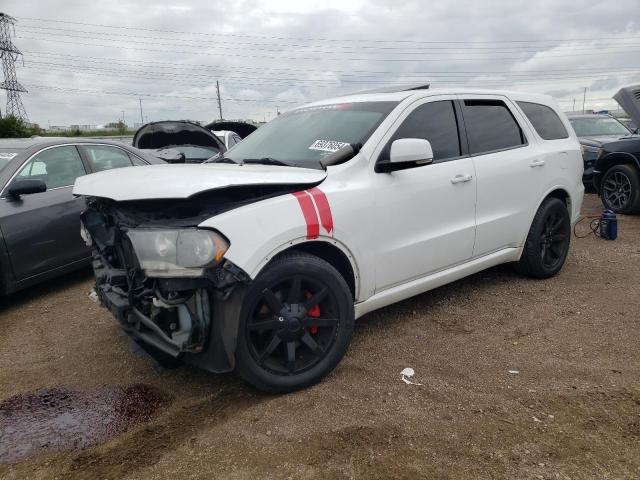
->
1, 0, 639, 127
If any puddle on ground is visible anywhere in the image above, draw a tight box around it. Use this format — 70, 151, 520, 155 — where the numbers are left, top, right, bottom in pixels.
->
0, 384, 167, 464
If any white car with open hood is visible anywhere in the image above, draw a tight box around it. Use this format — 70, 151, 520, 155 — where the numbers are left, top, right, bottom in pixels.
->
74, 86, 584, 392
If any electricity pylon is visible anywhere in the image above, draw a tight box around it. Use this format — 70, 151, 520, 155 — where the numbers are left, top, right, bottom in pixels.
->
0, 13, 28, 121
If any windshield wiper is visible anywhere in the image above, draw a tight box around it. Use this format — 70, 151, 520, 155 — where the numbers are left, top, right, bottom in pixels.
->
204, 156, 241, 164
242, 157, 291, 167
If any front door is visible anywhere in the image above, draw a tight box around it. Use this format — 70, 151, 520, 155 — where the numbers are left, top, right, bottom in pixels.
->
372, 98, 477, 292
0, 145, 88, 281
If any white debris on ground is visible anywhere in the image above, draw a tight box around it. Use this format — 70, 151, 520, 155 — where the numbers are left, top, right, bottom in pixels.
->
400, 367, 423, 385
88, 289, 99, 303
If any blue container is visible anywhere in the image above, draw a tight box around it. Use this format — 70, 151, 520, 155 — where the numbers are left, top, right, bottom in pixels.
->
600, 209, 617, 240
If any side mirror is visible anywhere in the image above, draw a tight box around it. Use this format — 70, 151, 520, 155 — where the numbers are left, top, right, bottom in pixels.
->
376, 138, 434, 173
7, 179, 47, 197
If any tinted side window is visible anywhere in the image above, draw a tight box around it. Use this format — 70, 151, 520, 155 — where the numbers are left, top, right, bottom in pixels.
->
84, 145, 133, 172
517, 101, 568, 140
462, 100, 526, 155
382, 100, 461, 161
17, 146, 86, 189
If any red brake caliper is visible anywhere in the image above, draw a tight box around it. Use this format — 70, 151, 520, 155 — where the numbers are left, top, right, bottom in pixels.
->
305, 291, 320, 334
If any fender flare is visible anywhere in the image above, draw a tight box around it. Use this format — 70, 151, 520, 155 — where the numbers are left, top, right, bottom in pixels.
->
251, 235, 361, 300
594, 151, 640, 189
520, 185, 575, 248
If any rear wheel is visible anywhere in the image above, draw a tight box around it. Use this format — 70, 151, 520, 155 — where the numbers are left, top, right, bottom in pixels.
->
516, 197, 571, 279
600, 164, 640, 214
235, 252, 354, 393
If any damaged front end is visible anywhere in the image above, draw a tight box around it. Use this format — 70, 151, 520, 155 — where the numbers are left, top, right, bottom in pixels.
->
80, 193, 252, 372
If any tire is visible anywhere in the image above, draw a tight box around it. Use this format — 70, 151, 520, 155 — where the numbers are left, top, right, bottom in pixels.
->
599, 164, 640, 214
235, 252, 354, 393
516, 197, 571, 279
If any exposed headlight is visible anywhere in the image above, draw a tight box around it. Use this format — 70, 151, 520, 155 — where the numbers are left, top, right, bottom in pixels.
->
127, 229, 229, 277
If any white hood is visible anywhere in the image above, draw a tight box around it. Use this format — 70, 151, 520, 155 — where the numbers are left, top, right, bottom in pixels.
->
73, 163, 327, 201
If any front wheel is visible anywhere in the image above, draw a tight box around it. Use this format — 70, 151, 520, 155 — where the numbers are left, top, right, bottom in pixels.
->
235, 252, 354, 393
600, 164, 640, 214
516, 197, 571, 279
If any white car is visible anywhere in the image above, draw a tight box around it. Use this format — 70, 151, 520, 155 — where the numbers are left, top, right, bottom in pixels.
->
213, 130, 243, 149
74, 86, 584, 392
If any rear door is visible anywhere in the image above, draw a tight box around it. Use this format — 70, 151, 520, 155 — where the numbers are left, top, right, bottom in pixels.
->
457, 95, 543, 256
0, 145, 89, 280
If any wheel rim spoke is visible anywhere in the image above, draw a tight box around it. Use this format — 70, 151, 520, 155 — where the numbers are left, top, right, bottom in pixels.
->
304, 287, 328, 311
287, 276, 302, 304
552, 233, 566, 242
259, 334, 282, 364
301, 332, 324, 356
308, 317, 338, 327
248, 319, 282, 332
286, 341, 296, 373
261, 288, 283, 314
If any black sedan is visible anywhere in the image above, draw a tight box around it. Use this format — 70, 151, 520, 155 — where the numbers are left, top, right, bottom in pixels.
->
0, 137, 163, 295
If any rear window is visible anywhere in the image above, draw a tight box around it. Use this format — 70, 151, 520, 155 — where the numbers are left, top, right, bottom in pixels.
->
517, 101, 569, 140
461, 100, 526, 155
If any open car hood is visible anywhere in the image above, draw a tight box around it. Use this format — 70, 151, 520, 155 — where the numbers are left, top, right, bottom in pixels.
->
73, 163, 327, 201
133, 121, 224, 150
204, 121, 258, 139
613, 85, 640, 127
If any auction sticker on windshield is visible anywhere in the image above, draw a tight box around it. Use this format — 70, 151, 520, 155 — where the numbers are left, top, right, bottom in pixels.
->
309, 139, 349, 153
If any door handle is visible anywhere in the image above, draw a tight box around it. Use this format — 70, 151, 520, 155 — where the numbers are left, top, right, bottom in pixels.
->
529, 159, 546, 167
451, 173, 473, 184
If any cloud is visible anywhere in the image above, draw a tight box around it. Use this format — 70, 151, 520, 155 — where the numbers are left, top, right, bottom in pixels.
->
2, 0, 639, 125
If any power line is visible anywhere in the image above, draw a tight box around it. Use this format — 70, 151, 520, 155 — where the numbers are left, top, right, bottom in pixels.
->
24, 50, 640, 77
16, 35, 640, 63
16, 16, 640, 45
25, 83, 301, 103
20, 62, 640, 89
16, 25, 640, 53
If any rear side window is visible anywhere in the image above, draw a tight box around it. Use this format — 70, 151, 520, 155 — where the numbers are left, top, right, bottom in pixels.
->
461, 100, 526, 155
517, 101, 568, 140
83, 145, 133, 172
382, 100, 461, 161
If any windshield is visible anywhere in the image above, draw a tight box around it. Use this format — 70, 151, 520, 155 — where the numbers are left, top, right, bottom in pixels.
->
569, 117, 630, 136
0, 148, 22, 174
169, 145, 221, 159
224, 102, 398, 168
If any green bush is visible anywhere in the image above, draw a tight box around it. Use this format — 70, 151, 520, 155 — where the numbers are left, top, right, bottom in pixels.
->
0, 115, 33, 138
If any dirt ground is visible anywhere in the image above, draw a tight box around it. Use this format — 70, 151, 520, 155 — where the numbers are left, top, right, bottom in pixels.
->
1, 193, 639, 480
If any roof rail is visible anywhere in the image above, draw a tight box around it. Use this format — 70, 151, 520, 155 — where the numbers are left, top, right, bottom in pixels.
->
347, 84, 430, 96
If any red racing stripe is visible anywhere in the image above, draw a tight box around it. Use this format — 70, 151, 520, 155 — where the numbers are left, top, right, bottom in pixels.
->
291, 191, 320, 239
307, 187, 334, 235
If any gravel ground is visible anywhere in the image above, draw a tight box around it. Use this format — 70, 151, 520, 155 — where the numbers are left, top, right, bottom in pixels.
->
1, 193, 639, 480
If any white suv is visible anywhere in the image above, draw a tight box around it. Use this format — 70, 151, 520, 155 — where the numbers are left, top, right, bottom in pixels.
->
74, 86, 584, 392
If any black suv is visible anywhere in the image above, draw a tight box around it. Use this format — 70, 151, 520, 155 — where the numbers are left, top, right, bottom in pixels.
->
569, 114, 640, 213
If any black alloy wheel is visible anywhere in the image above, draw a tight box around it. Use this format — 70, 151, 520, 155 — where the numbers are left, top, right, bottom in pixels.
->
602, 170, 632, 210
539, 209, 569, 271
246, 275, 339, 375
235, 252, 354, 393
516, 197, 571, 279
600, 164, 640, 214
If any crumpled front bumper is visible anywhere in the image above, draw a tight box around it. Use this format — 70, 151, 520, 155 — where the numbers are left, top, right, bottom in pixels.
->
93, 252, 248, 373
